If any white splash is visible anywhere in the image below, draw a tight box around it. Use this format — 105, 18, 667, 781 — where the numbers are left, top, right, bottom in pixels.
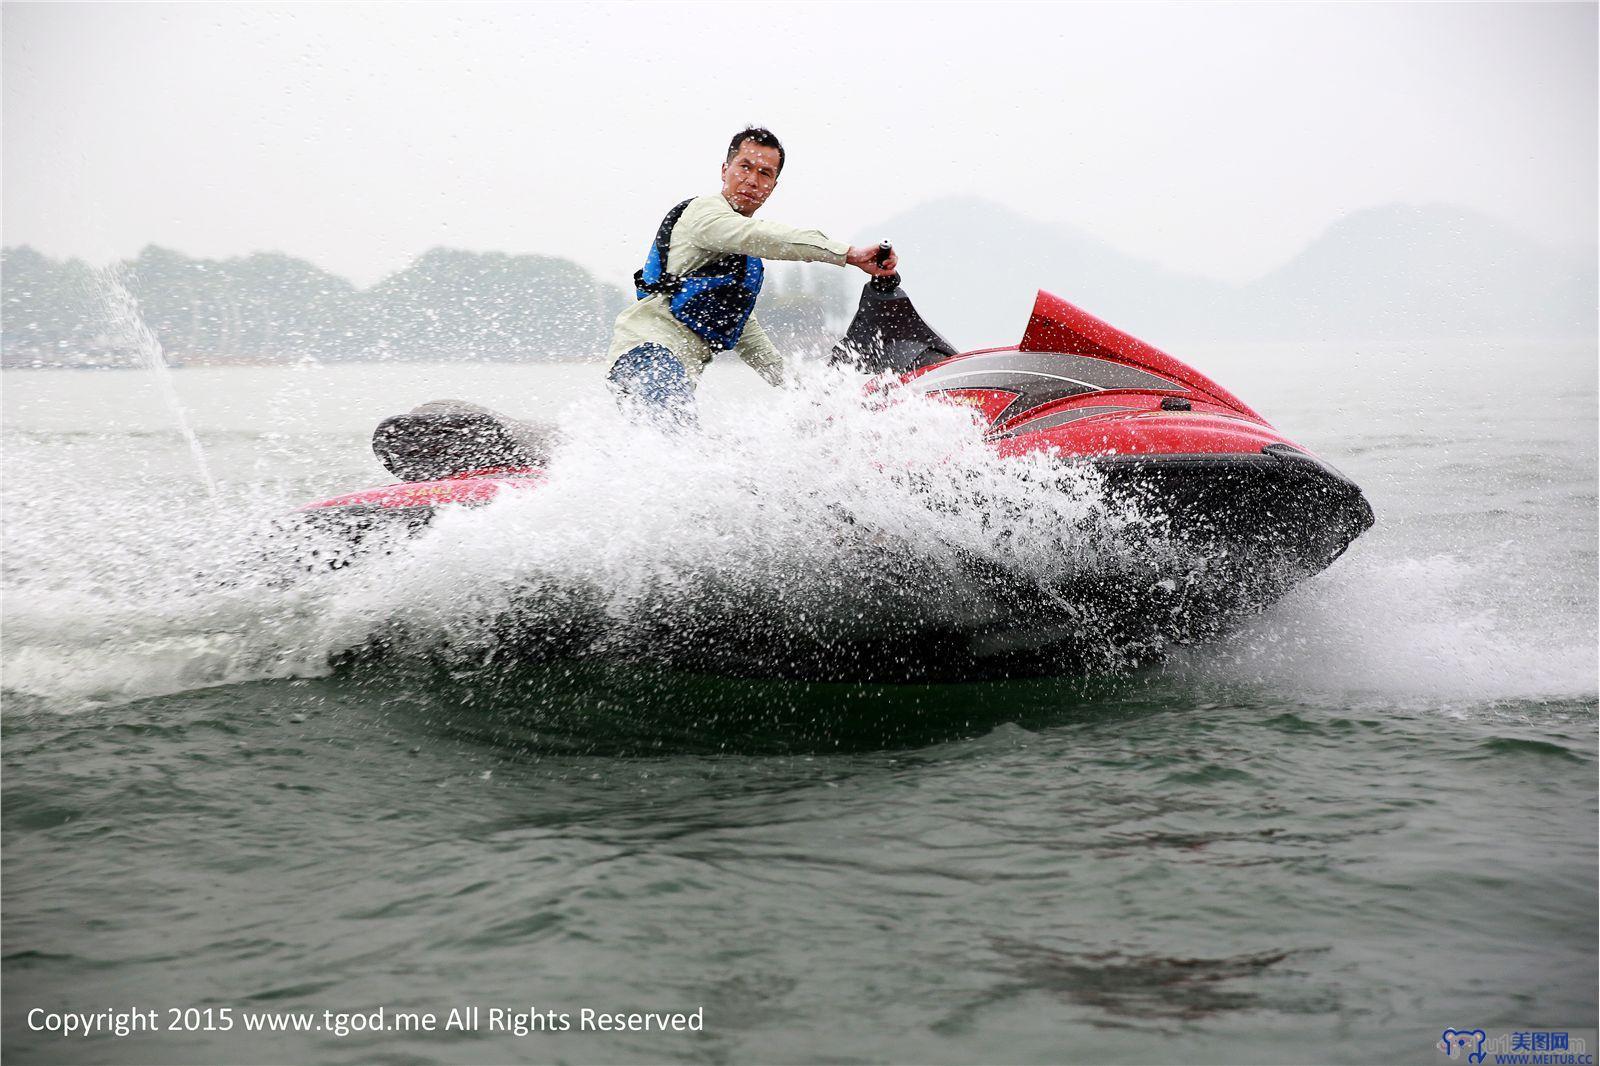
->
1, 364, 1159, 705
1164, 547, 1599, 704
97, 264, 219, 499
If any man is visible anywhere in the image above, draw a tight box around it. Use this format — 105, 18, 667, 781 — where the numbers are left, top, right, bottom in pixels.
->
606, 126, 899, 420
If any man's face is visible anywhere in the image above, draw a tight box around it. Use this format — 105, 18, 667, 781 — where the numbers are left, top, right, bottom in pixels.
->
720, 141, 781, 216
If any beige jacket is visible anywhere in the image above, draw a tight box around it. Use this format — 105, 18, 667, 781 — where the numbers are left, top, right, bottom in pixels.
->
607, 193, 850, 385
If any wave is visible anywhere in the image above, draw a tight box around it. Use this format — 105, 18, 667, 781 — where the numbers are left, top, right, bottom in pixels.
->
1165, 547, 1598, 705
3, 365, 1593, 712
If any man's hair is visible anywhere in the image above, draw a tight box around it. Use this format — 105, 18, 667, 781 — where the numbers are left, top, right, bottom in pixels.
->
726, 126, 785, 174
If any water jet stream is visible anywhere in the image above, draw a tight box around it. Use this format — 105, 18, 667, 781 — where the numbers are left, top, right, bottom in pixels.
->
97, 264, 219, 499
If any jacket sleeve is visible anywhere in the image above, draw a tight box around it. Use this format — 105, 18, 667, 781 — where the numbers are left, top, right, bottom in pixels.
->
735, 314, 785, 387
682, 196, 850, 265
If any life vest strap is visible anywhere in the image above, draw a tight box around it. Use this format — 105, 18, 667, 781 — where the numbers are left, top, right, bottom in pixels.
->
633, 267, 683, 296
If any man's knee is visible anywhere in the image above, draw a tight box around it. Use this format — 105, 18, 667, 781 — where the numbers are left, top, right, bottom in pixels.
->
607, 343, 697, 425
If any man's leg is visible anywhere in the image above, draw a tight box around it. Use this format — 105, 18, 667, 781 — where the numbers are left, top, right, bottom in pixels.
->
606, 342, 698, 427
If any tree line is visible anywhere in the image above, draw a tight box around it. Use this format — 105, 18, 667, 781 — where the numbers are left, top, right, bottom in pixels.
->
1, 245, 854, 367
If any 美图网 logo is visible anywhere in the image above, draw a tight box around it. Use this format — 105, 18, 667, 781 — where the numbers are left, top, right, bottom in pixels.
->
1441, 1030, 1489, 1062
1438, 1029, 1595, 1065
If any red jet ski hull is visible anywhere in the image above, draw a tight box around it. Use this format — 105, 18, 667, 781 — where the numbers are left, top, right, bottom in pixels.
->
291, 288, 1373, 677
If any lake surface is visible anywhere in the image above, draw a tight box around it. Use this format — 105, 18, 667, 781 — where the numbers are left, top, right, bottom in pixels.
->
3, 343, 1596, 1064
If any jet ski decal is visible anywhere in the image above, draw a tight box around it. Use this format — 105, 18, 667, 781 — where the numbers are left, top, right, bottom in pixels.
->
909, 351, 1184, 426
986, 404, 1135, 441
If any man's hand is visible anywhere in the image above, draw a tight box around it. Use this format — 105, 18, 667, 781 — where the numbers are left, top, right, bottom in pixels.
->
846, 245, 899, 276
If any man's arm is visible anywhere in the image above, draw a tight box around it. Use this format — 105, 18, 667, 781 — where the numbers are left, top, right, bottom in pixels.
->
681, 197, 901, 274
683, 196, 849, 265
734, 315, 785, 387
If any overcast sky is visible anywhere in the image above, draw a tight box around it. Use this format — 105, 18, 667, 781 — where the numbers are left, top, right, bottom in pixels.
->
3, 2, 1595, 288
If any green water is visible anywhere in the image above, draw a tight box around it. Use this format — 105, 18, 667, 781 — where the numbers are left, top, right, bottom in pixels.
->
3, 347, 1596, 1064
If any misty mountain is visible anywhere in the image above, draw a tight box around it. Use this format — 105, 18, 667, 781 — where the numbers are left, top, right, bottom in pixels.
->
358, 248, 626, 361
0, 245, 848, 368
1248, 204, 1596, 340
110, 245, 364, 360
1, 245, 634, 367
859, 197, 1596, 351
856, 196, 1236, 352
1, 246, 109, 362
4, 198, 1592, 367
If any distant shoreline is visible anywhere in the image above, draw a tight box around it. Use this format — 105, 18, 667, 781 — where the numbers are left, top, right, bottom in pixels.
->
5, 333, 1595, 374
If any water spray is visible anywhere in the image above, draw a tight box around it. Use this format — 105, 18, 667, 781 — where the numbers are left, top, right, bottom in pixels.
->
96, 264, 219, 501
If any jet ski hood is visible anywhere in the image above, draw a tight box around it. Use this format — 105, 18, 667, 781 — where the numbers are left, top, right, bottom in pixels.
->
1013, 291, 1263, 422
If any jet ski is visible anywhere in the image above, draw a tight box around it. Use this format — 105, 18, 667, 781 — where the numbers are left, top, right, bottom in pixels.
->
291, 275, 1373, 676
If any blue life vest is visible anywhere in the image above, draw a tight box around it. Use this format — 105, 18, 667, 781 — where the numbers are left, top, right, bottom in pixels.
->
634, 199, 764, 351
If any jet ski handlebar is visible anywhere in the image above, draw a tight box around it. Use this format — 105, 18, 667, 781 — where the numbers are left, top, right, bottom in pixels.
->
871, 240, 901, 294
831, 249, 958, 373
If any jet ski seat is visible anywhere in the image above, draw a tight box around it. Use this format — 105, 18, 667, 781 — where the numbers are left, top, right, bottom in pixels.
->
372, 399, 559, 483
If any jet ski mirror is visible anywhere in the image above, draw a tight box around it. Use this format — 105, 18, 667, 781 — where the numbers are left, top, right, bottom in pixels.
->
830, 252, 959, 375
